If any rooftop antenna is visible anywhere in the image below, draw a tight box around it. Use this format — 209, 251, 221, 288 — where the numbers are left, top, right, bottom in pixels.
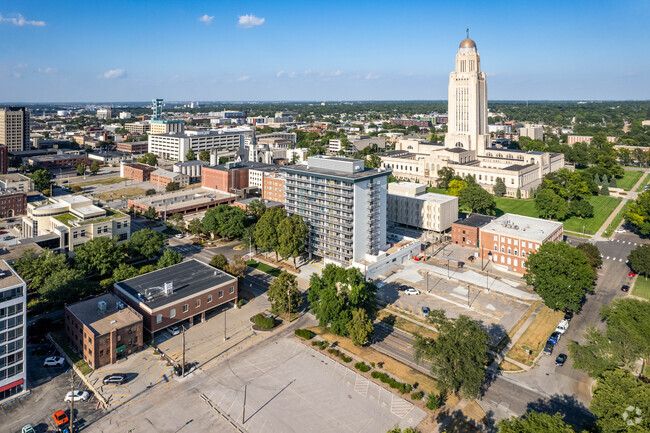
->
466, 27, 469, 39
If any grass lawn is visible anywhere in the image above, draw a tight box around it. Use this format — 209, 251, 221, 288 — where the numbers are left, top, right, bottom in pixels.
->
98, 187, 146, 201
425, 187, 449, 195
499, 360, 523, 372
50, 329, 93, 375
603, 202, 630, 238
635, 173, 650, 192
377, 310, 438, 340
617, 170, 644, 191
495, 195, 621, 235
72, 176, 126, 187
632, 276, 650, 301
246, 260, 282, 277
507, 306, 565, 366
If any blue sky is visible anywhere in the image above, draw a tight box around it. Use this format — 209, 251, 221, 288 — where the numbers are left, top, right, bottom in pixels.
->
1, 0, 649, 102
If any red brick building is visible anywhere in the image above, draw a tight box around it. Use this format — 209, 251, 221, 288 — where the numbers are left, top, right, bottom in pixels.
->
451, 214, 495, 248
65, 293, 143, 369
150, 169, 189, 188
201, 161, 273, 194
262, 172, 286, 203
114, 259, 238, 336
120, 162, 157, 182
27, 153, 88, 170
116, 141, 148, 154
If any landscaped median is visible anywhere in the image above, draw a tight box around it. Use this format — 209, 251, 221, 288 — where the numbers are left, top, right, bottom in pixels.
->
246, 259, 282, 277
632, 276, 650, 300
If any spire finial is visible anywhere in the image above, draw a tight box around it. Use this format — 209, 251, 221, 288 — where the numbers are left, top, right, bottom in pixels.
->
466, 27, 469, 39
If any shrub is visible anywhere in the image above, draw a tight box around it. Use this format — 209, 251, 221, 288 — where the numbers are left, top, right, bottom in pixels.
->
371, 371, 381, 379
253, 313, 275, 329
411, 391, 424, 400
294, 329, 314, 340
317, 341, 328, 350
237, 299, 244, 308
354, 362, 371, 372
145, 189, 156, 196
342, 355, 352, 363
425, 392, 441, 410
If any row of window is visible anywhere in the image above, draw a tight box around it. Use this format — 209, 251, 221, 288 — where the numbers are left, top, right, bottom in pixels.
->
0, 287, 23, 303
0, 361, 23, 381
0, 338, 23, 356
493, 235, 538, 249
0, 350, 23, 368
491, 253, 525, 268
0, 326, 23, 344
0, 302, 23, 319
156, 287, 235, 324
0, 313, 23, 332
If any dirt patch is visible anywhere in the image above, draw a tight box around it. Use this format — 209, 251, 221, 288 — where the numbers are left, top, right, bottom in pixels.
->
499, 360, 523, 372
98, 187, 146, 201
377, 310, 438, 340
507, 306, 564, 365
507, 300, 541, 338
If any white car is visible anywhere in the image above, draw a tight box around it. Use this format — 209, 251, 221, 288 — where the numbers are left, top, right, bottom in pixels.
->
614, 228, 626, 234
43, 356, 65, 367
64, 390, 90, 402
168, 326, 181, 336
555, 319, 570, 334
175, 234, 184, 239
404, 288, 420, 295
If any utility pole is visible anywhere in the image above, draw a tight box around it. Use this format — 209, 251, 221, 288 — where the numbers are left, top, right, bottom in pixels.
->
467, 284, 471, 307
287, 289, 291, 321
242, 384, 247, 424
181, 325, 186, 378
486, 270, 489, 293
426, 271, 429, 292
223, 305, 227, 342
69, 369, 75, 433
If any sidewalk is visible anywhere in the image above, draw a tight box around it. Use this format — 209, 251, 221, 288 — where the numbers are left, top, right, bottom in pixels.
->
592, 171, 647, 240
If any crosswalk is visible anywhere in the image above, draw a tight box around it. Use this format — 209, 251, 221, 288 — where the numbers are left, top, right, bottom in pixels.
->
609, 240, 638, 245
604, 256, 627, 262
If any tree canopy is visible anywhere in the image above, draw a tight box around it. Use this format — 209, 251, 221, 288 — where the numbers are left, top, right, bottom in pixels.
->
202, 205, 247, 239
576, 242, 602, 270
524, 242, 595, 311
254, 207, 287, 260
497, 412, 577, 433
73, 237, 124, 277
157, 248, 183, 268
276, 215, 309, 267
626, 191, 650, 235
267, 270, 300, 316
129, 228, 165, 259
137, 153, 158, 166
535, 189, 569, 220
590, 369, 650, 433
30, 169, 52, 192
458, 184, 496, 215
627, 243, 650, 276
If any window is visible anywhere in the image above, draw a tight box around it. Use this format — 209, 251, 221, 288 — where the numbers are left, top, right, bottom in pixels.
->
500, 256, 505, 263
507, 238, 511, 244
514, 249, 518, 256
170, 309, 175, 318
80, 230, 85, 237
514, 240, 518, 246
507, 248, 511, 254
156, 314, 162, 324
493, 254, 497, 261
117, 222, 121, 229
182, 304, 188, 313
522, 251, 526, 258
494, 235, 498, 241
514, 259, 518, 266
528, 242, 533, 248
207, 294, 212, 303
229, 286, 234, 294
501, 237, 505, 242
123, 221, 128, 227
97, 227, 101, 234
501, 246, 505, 253
494, 244, 497, 251
103, 226, 108, 233
196, 299, 201, 308
219, 290, 223, 298
73, 232, 78, 239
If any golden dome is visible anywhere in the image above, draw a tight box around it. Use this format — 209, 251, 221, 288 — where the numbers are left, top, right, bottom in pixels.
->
459, 38, 477, 49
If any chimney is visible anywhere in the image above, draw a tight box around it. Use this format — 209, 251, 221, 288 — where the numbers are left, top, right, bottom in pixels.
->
210, 149, 217, 166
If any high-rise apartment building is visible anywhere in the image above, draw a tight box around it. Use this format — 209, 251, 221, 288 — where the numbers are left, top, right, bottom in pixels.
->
0, 261, 27, 404
0, 107, 30, 153
283, 156, 389, 265
96, 108, 112, 120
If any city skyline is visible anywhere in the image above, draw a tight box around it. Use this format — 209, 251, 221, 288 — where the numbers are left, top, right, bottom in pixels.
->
1, 0, 649, 102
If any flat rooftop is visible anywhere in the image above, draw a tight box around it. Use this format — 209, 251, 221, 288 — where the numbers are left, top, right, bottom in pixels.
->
130, 188, 235, 211
114, 259, 236, 311
482, 213, 563, 242
416, 192, 458, 204
282, 163, 390, 182
453, 213, 496, 228
66, 293, 142, 336
0, 259, 24, 289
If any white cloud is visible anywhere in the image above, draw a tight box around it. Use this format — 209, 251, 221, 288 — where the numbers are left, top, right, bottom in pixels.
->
287, 71, 296, 78
0, 13, 45, 27
101, 69, 126, 79
334, 70, 342, 76
198, 14, 214, 25
38, 67, 55, 74
237, 75, 250, 81
13, 72, 22, 79
238, 14, 265, 28
364, 73, 380, 80
276, 70, 285, 77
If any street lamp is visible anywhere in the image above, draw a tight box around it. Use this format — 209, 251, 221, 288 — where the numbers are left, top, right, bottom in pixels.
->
486, 251, 492, 292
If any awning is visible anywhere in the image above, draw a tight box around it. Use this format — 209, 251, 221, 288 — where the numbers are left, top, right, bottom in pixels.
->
116, 344, 126, 354
0, 378, 24, 393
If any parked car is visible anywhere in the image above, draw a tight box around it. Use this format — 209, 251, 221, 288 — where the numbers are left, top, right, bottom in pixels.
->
563, 311, 573, 321
53, 410, 69, 426
64, 391, 90, 402
628, 270, 636, 277
614, 228, 626, 234
555, 320, 570, 334
543, 341, 554, 355
103, 374, 127, 385
0, 231, 7, 235
397, 285, 408, 292
404, 288, 420, 295
621, 284, 630, 292
43, 356, 65, 367
168, 326, 181, 336
421, 306, 430, 317
21, 425, 35, 433
31, 345, 54, 356
548, 331, 562, 345
175, 234, 184, 239
555, 353, 568, 366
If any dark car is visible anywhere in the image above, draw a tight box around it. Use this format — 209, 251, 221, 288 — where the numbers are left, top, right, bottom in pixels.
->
397, 285, 408, 292
102, 374, 127, 385
543, 341, 554, 355
621, 284, 630, 292
421, 306, 430, 317
548, 332, 562, 345
555, 354, 568, 366
563, 311, 573, 321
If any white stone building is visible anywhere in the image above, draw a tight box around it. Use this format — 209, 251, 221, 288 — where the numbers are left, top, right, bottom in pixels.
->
387, 182, 458, 232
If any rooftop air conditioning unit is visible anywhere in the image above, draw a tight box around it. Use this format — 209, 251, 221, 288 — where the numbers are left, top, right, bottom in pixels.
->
98, 301, 107, 312
164, 281, 173, 295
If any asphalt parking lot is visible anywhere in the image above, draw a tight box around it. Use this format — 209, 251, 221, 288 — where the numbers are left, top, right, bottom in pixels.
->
1, 345, 103, 433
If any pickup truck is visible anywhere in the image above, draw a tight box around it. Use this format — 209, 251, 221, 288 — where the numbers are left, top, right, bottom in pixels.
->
555, 319, 569, 334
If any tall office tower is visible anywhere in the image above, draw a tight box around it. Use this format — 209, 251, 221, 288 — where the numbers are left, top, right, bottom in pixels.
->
444, 31, 490, 156
0, 107, 30, 152
152, 98, 164, 121
283, 156, 389, 265
0, 261, 28, 403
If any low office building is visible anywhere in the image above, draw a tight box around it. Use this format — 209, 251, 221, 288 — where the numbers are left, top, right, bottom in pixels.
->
148, 129, 249, 162
27, 152, 88, 170
149, 119, 185, 135
127, 188, 235, 216
114, 259, 238, 335
0, 190, 27, 218
116, 141, 148, 154
150, 169, 190, 188
21, 195, 131, 253
202, 161, 273, 194
64, 293, 143, 369
0, 261, 28, 404
120, 162, 157, 182
88, 151, 132, 166
479, 213, 563, 274
0, 174, 32, 193
124, 122, 150, 134
386, 182, 458, 232
451, 213, 495, 248
262, 172, 286, 203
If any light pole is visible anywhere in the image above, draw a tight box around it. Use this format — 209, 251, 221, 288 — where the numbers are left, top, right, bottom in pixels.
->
467, 284, 471, 307
447, 258, 450, 279
426, 271, 429, 293
486, 251, 492, 292
287, 288, 291, 321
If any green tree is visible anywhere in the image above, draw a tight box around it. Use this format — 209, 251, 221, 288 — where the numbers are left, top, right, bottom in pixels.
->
76, 162, 86, 176
448, 179, 468, 196
535, 189, 569, 220
143, 206, 158, 219
576, 242, 602, 269
254, 207, 287, 260
590, 369, 650, 433
366, 154, 382, 168
277, 215, 309, 268
166, 181, 180, 192
188, 218, 203, 236
493, 177, 507, 197
112, 263, 139, 282
202, 205, 247, 239
246, 199, 266, 219
524, 242, 595, 311
89, 160, 100, 175
224, 254, 247, 279
497, 412, 576, 433
414, 310, 488, 399
137, 153, 158, 166
145, 189, 156, 196
568, 200, 594, 218
157, 248, 183, 268
129, 228, 165, 259
168, 213, 185, 231
568, 327, 618, 378
267, 271, 300, 316
199, 150, 211, 162
600, 183, 610, 196
185, 148, 196, 161
31, 169, 52, 192
209, 253, 228, 270
626, 191, 650, 235
628, 244, 650, 276
346, 308, 374, 346
617, 148, 632, 166
436, 167, 455, 189
458, 184, 496, 215
516, 188, 521, 199
73, 237, 124, 277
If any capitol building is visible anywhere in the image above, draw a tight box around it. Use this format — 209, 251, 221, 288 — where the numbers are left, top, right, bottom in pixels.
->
380, 36, 564, 198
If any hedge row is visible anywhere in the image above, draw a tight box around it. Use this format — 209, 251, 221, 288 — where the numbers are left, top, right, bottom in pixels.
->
253, 314, 275, 329
354, 362, 370, 372
294, 329, 314, 339
328, 348, 352, 363
370, 371, 412, 394
410, 391, 424, 401
311, 340, 329, 350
